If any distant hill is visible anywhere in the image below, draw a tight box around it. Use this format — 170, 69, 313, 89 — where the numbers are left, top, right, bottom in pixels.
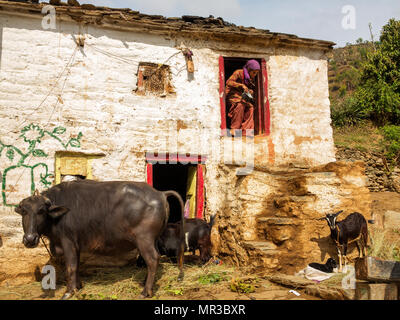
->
328, 42, 383, 155
328, 42, 375, 107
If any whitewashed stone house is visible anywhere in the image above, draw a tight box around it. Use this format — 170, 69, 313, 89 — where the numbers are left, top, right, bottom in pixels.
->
0, 1, 371, 277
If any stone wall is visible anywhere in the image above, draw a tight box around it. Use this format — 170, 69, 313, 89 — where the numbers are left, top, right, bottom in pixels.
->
211, 161, 372, 274
0, 12, 337, 282
336, 146, 400, 193
0, 13, 334, 208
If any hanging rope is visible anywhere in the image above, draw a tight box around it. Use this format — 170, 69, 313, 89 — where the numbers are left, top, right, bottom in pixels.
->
4, 46, 79, 137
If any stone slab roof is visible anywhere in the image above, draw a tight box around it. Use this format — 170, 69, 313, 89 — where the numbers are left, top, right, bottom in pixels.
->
0, 0, 336, 50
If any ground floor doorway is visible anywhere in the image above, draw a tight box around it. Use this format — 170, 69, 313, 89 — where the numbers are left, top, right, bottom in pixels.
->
146, 153, 206, 223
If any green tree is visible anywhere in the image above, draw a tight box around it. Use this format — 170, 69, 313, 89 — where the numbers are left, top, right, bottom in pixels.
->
355, 19, 400, 125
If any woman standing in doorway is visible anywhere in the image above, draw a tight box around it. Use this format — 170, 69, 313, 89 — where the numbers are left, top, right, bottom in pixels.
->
225, 59, 260, 137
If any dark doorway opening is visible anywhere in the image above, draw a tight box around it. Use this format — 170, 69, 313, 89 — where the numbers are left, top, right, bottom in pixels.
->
152, 163, 196, 223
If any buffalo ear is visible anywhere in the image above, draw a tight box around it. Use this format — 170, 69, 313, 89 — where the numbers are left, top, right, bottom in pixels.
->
43, 196, 52, 207
47, 205, 69, 219
15, 205, 23, 215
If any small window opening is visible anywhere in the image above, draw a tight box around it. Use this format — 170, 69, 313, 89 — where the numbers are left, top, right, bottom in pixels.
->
136, 62, 174, 96
61, 175, 86, 182
55, 151, 105, 185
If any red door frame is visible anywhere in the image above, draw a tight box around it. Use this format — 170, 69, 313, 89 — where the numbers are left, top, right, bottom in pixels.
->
219, 56, 227, 136
146, 153, 206, 219
261, 58, 271, 135
219, 56, 270, 136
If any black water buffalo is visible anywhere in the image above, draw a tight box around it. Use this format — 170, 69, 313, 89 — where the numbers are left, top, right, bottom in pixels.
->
143, 215, 215, 265
15, 180, 185, 299
181, 216, 215, 263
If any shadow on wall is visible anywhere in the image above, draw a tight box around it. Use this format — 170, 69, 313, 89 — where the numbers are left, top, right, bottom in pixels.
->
310, 235, 360, 263
310, 235, 338, 262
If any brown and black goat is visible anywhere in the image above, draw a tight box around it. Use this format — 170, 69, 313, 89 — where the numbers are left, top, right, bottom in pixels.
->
318, 210, 368, 272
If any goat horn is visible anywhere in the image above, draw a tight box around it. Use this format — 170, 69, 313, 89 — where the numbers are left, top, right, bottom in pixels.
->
335, 210, 343, 215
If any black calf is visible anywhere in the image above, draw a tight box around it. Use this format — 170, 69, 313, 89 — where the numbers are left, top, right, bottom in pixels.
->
308, 258, 337, 273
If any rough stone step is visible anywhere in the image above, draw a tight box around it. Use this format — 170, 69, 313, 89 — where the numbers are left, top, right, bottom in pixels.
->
243, 241, 279, 256
355, 282, 398, 300
273, 195, 316, 202
257, 217, 300, 226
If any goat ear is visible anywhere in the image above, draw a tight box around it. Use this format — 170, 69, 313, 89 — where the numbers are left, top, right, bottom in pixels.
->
47, 205, 69, 219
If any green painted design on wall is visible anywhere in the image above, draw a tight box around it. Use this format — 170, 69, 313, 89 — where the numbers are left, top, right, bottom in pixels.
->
0, 124, 83, 207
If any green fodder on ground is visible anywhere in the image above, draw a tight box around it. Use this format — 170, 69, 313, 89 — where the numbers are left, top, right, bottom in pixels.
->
73, 260, 238, 300
0, 257, 242, 300
368, 228, 400, 262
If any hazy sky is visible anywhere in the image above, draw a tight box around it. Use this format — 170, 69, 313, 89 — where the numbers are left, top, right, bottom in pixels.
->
88, 0, 400, 47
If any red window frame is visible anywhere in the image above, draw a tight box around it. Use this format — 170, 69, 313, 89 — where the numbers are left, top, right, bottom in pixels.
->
219, 56, 270, 136
146, 153, 206, 219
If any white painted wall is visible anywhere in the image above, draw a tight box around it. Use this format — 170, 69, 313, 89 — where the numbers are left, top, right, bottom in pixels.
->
0, 13, 335, 211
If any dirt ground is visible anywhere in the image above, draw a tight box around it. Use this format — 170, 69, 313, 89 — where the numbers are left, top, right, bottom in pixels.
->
0, 191, 399, 301
0, 256, 322, 301
371, 191, 400, 223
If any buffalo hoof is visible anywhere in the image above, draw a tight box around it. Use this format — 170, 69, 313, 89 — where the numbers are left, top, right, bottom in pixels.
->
140, 289, 152, 299
61, 292, 74, 300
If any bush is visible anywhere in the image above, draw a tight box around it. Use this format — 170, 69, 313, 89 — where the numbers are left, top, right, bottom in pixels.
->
354, 19, 400, 126
331, 96, 367, 127
381, 125, 400, 163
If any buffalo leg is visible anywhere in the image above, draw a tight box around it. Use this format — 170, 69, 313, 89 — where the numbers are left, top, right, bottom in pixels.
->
177, 243, 184, 281
137, 238, 159, 298
61, 239, 80, 300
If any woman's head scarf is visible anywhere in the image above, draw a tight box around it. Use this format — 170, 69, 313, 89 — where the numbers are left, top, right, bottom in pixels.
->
243, 59, 261, 85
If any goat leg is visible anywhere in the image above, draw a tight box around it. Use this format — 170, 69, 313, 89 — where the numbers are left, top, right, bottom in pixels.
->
356, 241, 362, 258
343, 243, 348, 269
337, 246, 343, 272
362, 234, 368, 257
